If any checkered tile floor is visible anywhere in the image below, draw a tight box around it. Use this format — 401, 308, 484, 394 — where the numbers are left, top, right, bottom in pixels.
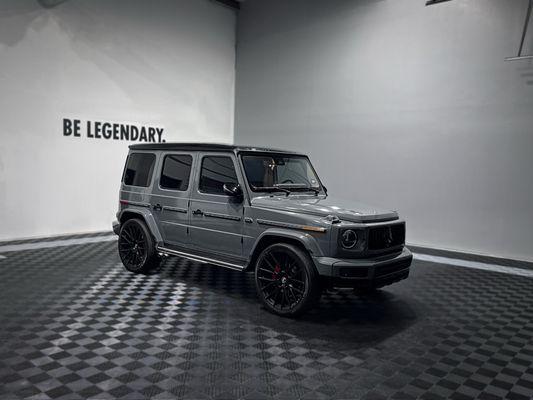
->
1, 238, 532, 399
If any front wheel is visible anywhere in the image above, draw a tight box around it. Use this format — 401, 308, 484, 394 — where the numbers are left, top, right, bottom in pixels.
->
118, 219, 159, 273
255, 243, 321, 317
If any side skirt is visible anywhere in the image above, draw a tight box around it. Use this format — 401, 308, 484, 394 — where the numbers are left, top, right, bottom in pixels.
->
156, 245, 247, 272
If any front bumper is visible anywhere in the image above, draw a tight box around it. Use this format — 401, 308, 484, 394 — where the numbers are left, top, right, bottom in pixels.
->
313, 247, 412, 288
112, 220, 120, 235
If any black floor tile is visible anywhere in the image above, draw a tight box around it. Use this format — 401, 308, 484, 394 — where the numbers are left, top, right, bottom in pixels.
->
0, 240, 532, 399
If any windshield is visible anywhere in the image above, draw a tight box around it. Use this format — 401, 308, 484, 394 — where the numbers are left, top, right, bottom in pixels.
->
241, 154, 322, 192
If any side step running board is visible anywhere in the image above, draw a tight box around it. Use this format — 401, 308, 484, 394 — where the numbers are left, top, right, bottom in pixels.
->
156, 246, 246, 272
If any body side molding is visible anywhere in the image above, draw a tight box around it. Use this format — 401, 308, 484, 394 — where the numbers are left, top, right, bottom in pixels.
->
162, 206, 188, 213
203, 211, 241, 221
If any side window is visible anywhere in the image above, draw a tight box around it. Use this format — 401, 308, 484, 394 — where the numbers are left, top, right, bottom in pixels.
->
160, 154, 193, 191
199, 156, 238, 195
123, 153, 156, 187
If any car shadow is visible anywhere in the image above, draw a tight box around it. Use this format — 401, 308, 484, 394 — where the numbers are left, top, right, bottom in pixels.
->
148, 257, 419, 352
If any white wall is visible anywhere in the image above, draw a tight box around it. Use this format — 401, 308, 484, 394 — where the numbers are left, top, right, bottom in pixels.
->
235, 0, 533, 262
0, 0, 236, 240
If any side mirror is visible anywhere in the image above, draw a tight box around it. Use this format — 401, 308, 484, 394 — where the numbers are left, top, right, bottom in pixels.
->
223, 183, 243, 199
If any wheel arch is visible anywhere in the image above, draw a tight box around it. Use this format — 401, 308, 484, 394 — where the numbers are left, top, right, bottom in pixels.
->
118, 209, 163, 243
245, 229, 322, 272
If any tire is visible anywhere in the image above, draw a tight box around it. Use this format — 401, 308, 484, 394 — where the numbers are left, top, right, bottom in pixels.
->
255, 243, 321, 317
118, 218, 159, 273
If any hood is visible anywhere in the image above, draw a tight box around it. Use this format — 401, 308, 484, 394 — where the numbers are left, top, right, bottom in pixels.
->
251, 195, 398, 223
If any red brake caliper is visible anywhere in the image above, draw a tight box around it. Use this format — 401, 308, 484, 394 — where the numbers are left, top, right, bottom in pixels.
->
272, 265, 281, 280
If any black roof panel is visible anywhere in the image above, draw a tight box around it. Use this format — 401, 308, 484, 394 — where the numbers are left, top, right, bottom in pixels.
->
129, 142, 303, 154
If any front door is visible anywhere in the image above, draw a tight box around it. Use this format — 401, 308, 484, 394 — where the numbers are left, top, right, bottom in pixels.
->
189, 153, 244, 258
150, 152, 194, 246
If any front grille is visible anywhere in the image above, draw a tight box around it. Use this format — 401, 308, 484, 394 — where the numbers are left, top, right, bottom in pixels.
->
368, 223, 405, 251
374, 259, 411, 278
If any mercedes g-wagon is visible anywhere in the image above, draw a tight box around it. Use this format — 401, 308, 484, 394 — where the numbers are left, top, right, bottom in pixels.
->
113, 143, 412, 316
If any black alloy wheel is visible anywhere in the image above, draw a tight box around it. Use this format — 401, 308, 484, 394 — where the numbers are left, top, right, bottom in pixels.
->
255, 243, 321, 316
118, 219, 158, 273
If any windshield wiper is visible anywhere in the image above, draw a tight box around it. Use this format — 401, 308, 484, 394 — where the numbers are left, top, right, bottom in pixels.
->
253, 186, 291, 196
253, 184, 321, 197
290, 187, 321, 196
274, 183, 321, 196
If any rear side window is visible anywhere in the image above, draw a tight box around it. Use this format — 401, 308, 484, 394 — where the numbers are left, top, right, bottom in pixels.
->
123, 153, 156, 187
160, 154, 192, 191
199, 156, 238, 195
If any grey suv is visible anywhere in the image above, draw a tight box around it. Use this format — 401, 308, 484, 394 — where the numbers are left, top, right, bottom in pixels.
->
113, 143, 412, 316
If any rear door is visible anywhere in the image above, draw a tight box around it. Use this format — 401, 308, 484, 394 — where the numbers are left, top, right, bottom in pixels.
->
188, 153, 244, 258
150, 152, 194, 246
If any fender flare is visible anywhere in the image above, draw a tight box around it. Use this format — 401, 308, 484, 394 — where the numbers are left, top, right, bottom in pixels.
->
118, 209, 163, 244
250, 228, 324, 259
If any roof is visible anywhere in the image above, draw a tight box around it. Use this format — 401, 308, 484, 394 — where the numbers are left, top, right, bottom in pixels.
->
129, 142, 303, 154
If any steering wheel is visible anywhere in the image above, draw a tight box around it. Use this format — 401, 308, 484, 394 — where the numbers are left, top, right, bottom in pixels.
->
281, 179, 294, 184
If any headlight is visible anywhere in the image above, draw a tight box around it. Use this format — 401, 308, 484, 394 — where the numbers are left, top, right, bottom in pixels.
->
341, 229, 358, 249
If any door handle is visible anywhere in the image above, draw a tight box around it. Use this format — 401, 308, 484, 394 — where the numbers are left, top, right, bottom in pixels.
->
192, 209, 203, 216
153, 203, 162, 211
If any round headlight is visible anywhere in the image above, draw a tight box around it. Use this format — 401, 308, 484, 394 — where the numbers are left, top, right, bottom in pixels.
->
341, 229, 358, 249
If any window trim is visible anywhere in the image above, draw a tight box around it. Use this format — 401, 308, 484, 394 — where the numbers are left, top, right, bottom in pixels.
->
121, 155, 129, 183
197, 154, 239, 197
158, 153, 193, 192
122, 152, 156, 188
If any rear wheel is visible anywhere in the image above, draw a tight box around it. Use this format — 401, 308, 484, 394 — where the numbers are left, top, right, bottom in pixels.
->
118, 219, 159, 273
255, 243, 321, 317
